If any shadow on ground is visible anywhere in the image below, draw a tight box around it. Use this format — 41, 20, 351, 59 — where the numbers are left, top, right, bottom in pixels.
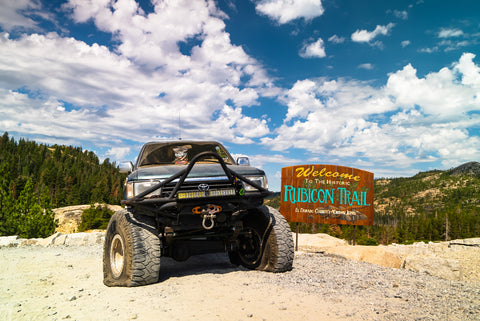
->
158, 253, 247, 281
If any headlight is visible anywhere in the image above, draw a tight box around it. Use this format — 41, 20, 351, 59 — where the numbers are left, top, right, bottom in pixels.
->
126, 180, 161, 198
243, 175, 268, 191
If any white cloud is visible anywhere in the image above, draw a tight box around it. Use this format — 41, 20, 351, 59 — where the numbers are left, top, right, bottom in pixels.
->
255, 0, 324, 24
351, 23, 395, 44
0, 0, 42, 31
328, 34, 345, 44
401, 40, 410, 47
358, 63, 374, 70
299, 38, 326, 58
106, 147, 132, 161
0, 0, 277, 159
394, 10, 408, 20
263, 53, 480, 171
438, 28, 464, 38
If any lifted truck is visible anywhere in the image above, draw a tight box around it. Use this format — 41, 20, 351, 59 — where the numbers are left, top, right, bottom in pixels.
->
103, 141, 294, 287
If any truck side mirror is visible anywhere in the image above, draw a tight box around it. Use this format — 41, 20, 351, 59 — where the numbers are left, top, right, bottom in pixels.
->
118, 161, 134, 173
236, 157, 250, 166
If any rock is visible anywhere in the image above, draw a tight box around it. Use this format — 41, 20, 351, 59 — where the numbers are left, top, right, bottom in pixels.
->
53, 204, 122, 234
294, 232, 348, 251
1, 232, 105, 248
53, 205, 90, 234
64, 232, 105, 246
324, 245, 404, 268
19, 238, 41, 246
404, 255, 463, 280
53, 234, 68, 245
0, 235, 19, 247
37, 232, 63, 246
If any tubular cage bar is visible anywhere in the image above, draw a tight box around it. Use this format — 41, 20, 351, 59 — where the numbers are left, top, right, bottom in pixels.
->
121, 151, 272, 206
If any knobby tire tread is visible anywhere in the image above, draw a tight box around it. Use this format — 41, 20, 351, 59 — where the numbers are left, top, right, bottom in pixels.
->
103, 209, 161, 287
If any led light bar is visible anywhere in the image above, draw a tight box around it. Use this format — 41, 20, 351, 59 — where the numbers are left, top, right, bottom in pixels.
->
177, 188, 236, 199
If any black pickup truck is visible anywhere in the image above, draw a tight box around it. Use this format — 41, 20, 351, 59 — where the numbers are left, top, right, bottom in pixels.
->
103, 141, 294, 287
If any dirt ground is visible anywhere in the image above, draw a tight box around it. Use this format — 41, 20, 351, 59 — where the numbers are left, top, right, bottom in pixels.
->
0, 245, 367, 321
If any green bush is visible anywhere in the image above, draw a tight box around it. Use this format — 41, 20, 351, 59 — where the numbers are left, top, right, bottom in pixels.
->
356, 235, 378, 246
79, 205, 114, 231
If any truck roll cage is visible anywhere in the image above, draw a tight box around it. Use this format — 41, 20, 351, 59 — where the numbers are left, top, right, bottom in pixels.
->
122, 151, 272, 206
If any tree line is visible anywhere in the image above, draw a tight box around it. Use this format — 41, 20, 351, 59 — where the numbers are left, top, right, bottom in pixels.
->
0, 132, 125, 237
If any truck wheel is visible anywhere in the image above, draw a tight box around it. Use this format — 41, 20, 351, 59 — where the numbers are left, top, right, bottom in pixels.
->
231, 206, 294, 272
103, 209, 161, 287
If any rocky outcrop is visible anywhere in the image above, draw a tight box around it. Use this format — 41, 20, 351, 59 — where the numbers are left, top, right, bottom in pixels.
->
295, 233, 480, 282
386, 239, 480, 281
0, 232, 105, 247
53, 204, 122, 234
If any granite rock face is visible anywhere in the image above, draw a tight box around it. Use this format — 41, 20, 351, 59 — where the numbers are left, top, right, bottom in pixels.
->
53, 204, 122, 234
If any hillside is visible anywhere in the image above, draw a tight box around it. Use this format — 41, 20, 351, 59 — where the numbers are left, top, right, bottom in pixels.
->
0, 132, 125, 238
374, 162, 480, 242
0, 132, 125, 207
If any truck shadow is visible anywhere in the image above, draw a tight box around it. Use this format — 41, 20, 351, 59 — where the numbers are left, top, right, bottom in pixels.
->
158, 253, 247, 282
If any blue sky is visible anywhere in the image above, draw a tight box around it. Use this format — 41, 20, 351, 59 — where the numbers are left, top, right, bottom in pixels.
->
1, 0, 480, 191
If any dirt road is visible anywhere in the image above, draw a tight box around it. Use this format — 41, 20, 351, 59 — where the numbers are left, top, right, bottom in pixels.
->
1, 242, 479, 321
0, 245, 363, 321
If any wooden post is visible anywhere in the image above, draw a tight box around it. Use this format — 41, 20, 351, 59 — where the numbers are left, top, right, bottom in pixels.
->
353, 225, 356, 246
295, 223, 299, 251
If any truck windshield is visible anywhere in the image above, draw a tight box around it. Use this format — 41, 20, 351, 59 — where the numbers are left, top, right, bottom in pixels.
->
137, 142, 235, 167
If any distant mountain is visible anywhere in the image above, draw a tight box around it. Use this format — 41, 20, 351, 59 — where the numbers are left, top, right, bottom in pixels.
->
373, 162, 480, 243
448, 161, 480, 176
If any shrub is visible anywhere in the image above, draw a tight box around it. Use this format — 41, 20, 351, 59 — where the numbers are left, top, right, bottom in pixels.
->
79, 204, 114, 231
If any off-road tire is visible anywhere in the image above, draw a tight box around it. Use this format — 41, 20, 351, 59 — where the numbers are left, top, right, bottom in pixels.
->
103, 209, 161, 287
230, 205, 294, 272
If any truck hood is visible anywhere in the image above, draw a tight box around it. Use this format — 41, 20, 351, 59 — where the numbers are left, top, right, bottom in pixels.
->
129, 164, 265, 181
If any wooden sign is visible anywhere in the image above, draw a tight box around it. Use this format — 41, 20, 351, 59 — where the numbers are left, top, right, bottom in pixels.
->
280, 165, 374, 225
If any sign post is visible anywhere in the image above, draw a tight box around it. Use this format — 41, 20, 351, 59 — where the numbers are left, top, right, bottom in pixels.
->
280, 165, 374, 245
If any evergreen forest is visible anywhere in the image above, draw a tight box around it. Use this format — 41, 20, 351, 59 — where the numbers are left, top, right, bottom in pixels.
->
0, 132, 125, 237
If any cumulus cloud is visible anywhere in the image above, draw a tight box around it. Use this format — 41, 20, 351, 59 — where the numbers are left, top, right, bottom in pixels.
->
106, 147, 132, 161
351, 23, 395, 45
255, 0, 324, 24
299, 38, 326, 58
263, 53, 480, 171
0, 0, 42, 31
0, 0, 277, 155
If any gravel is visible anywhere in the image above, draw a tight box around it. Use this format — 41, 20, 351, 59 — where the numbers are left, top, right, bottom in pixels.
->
247, 252, 480, 321
1, 244, 479, 321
